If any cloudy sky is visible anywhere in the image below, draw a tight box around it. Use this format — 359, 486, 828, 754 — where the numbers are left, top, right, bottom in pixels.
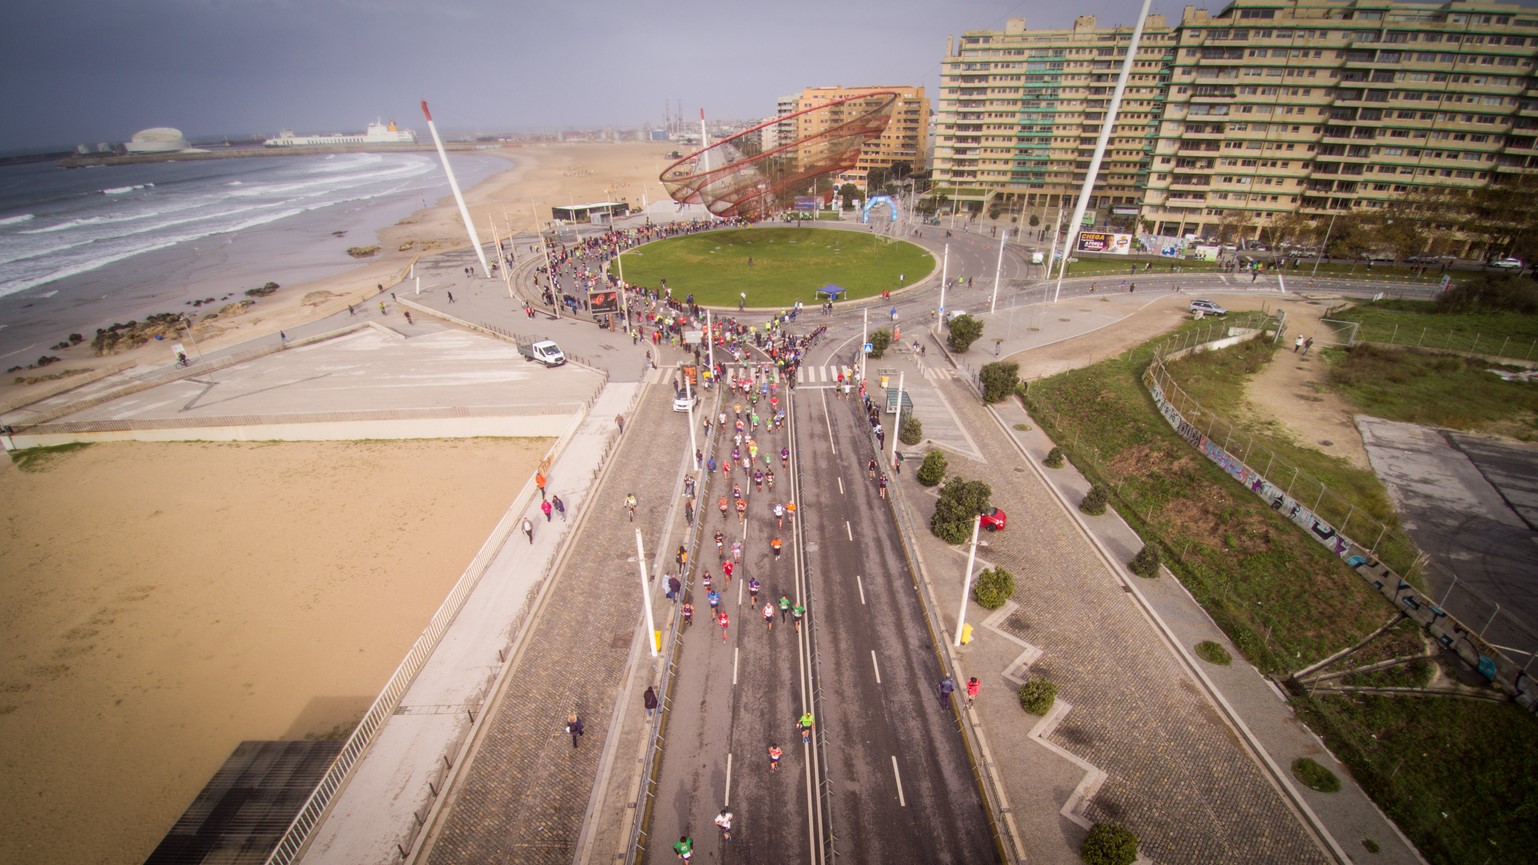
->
8, 0, 1203, 152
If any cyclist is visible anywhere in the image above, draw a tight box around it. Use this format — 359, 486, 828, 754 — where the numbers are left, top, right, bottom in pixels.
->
625, 493, 638, 522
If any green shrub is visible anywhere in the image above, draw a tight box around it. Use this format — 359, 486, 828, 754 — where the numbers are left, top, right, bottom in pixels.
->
868, 328, 891, 359
899, 414, 923, 445
1044, 446, 1065, 468
1018, 677, 1057, 715
1195, 640, 1232, 665
1029, 214, 1041, 227
1129, 544, 1162, 578
972, 567, 1016, 609
979, 361, 1020, 403
947, 314, 984, 352
916, 450, 947, 486
930, 477, 992, 544
1080, 821, 1138, 865
1291, 757, 1341, 793
1080, 484, 1108, 515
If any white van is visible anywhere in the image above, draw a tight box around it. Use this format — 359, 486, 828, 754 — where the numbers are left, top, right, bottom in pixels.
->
1030, 250, 1045, 265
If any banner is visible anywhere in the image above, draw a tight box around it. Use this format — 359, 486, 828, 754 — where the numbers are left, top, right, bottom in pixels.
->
1076, 231, 1133, 255
589, 290, 619, 313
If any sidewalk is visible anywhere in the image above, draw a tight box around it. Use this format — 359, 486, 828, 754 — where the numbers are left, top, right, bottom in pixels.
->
880, 334, 1424, 864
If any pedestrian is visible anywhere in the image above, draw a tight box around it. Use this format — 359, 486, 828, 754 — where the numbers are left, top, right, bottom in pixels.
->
379, 301, 387, 314
1294, 334, 1303, 353
715, 807, 733, 842
894, 452, 904, 474
778, 593, 791, 622
682, 602, 694, 626
404, 311, 413, 325
763, 601, 775, 631
798, 710, 814, 744
615, 414, 625, 433
768, 742, 783, 772
566, 712, 584, 748
675, 545, 688, 576
348, 304, 355, 316
718, 609, 730, 642
536, 471, 547, 500
792, 601, 805, 632
643, 686, 659, 719
1303, 336, 1314, 357
447, 291, 455, 303
748, 576, 761, 604
966, 676, 981, 707
522, 517, 534, 544
280, 330, 287, 343
673, 835, 694, 861
938, 676, 956, 709
666, 576, 681, 601
541, 499, 552, 522
551, 494, 566, 521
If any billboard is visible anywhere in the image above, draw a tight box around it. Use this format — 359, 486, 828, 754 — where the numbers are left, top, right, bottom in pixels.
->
589, 290, 619, 313
1076, 231, 1133, 255
794, 196, 820, 212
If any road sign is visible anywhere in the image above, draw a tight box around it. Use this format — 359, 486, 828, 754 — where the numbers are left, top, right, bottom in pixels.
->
863, 342, 874, 355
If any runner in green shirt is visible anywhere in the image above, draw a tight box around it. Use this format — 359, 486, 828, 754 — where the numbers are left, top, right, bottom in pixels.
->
792, 601, 806, 632
778, 593, 791, 623
673, 835, 694, 860
798, 710, 814, 744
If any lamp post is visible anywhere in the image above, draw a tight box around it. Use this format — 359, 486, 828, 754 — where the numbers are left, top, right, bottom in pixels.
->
635, 529, 658, 658
954, 515, 982, 647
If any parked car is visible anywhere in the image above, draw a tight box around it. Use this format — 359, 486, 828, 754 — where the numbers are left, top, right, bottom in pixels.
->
1491, 257, 1524, 269
672, 390, 698, 412
945, 309, 970, 323
1189, 299, 1228, 317
980, 508, 1007, 532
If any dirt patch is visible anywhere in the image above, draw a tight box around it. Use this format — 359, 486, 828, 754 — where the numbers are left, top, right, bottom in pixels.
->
1245, 300, 1371, 470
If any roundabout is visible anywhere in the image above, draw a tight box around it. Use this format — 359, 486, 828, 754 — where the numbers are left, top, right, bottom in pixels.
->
611, 226, 934, 308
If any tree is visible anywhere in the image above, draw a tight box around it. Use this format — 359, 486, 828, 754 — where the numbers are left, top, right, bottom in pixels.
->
916, 449, 947, 486
865, 166, 890, 194
1080, 484, 1108, 516
929, 477, 992, 544
899, 414, 923, 445
888, 161, 913, 183
979, 361, 1020, 403
838, 183, 861, 211
1028, 214, 1041, 227
868, 328, 892, 359
1080, 822, 1139, 865
973, 567, 1016, 609
947, 314, 983, 353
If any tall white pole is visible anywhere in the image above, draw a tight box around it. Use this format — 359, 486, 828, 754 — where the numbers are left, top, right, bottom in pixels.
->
534, 204, 559, 320
686, 373, 698, 468
939, 243, 950, 320
1053, 0, 1154, 303
861, 307, 869, 384
990, 229, 1008, 314
1311, 211, 1338, 278
890, 371, 904, 467
420, 101, 490, 278
635, 529, 658, 658
954, 515, 981, 647
490, 217, 513, 297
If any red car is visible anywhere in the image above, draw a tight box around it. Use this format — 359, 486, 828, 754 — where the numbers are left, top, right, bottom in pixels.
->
980, 508, 1007, 532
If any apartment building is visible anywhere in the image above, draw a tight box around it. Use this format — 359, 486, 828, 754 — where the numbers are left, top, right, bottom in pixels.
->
935, 0, 1538, 242
932, 15, 1176, 219
789, 86, 930, 188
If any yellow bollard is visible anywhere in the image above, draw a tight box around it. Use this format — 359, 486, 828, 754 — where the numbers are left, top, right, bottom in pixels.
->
880, 375, 889, 388
960, 623, 974, 645
655, 630, 663, 653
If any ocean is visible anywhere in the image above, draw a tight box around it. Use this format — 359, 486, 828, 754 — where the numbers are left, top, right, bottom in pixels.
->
0, 151, 503, 361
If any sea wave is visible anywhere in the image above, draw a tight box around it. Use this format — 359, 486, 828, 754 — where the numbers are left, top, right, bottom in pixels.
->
101, 183, 155, 195
0, 213, 34, 226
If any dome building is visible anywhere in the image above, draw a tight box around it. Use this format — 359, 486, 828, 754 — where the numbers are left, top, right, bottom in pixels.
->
125, 127, 190, 154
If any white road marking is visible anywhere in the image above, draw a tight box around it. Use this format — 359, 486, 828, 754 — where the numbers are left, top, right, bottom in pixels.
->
845, 521, 853, 541
821, 389, 837, 456
733, 647, 739, 686
856, 574, 866, 605
837, 476, 844, 495
892, 756, 907, 807
725, 751, 734, 806
871, 650, 881, 684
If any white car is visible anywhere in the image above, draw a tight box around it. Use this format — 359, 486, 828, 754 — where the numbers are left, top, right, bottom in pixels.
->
945, 309, 969, 323
1491, 257, 1523, 269
671, 391, 698, 412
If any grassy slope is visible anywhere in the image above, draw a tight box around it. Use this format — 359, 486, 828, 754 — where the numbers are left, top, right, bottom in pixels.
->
1025, 329, 1538, 865
1332, 298, 1538, 359
612, 227, 933, 307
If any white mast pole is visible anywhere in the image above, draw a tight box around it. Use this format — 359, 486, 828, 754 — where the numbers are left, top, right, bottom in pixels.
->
1053, 0, 1153, 303
990, 229, 1008, 314
420, 101, 490, 278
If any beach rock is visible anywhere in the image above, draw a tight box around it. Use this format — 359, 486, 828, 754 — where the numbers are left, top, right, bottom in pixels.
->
301, 291, 335, 307
346, 245, 381, 258
398, 240, 416, 252
208, 300, 256, 320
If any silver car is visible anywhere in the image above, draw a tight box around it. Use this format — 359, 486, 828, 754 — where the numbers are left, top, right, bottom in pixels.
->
1189, 299, 1228, 317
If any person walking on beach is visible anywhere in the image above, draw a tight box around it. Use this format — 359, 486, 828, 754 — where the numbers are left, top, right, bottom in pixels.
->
522, 517, 534, 544
565, 712, 584, 748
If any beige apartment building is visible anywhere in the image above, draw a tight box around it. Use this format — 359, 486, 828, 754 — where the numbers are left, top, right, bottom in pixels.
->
935, 0, 1538, 243
789, 86, 930, 189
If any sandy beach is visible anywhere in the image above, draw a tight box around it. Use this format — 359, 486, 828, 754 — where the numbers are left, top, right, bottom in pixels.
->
0, 143, 671, 865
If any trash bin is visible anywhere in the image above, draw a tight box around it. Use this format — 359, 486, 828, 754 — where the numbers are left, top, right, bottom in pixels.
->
960, 623, 974, 645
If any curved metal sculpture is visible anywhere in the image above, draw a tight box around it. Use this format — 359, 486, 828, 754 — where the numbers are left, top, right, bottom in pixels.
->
661, 92, 899, 218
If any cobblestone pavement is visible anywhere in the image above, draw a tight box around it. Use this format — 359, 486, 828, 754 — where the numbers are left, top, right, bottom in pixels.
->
420, 381, 681, 865
896, 374, 1329, 865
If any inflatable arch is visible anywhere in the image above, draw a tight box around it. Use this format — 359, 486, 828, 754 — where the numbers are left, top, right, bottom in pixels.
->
860, 195, 900, 224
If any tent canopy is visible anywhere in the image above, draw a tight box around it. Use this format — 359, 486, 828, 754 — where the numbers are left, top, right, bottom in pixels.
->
816, 284, 847, 299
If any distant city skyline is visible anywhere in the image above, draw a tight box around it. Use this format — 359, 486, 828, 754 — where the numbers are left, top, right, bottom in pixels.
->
2, 0, 1209, 154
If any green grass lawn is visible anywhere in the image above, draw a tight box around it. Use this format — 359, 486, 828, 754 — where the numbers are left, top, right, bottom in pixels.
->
1332, 297, 1538, 360
612, 227, 933, 308
1328, 345, 1538, 440
1024, 328, 1538, 864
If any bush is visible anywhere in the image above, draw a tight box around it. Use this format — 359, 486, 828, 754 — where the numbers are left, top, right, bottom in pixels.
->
869, 327, 892, 359
930, 477, 992, 544
1044, 446, 1065, 468
1080, 484, 1108, 515
979, 361, 1020, 403
1017, 677, 1056, 715
972, 567, 1016, 609
1195, 640, 1233, 665
1028, 214, 1041, 227
1130, 544, 1162, 578
916, 450, 947, 486
1080, 821, 1138, 865
947, 314, 984, 352
1291, 757, 1341, 793
899, 414, 923, 445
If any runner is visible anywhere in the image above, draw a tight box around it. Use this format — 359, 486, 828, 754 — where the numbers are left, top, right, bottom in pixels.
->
714, 808, 733, 842
780, 446, 790, 467
681, 602, 694, 627
735, 497, 748, 523
768, 742, 783, 772
748, 577, 761, 604
878, 473, 889, 500
732, 540, 743, 563
673, 835, 694, 861
778, 593, 791, 623
792, 600, 806, 632
714, 529, 725, 556
867, 458, 878, 479
770, 536, 783, 561
721, 560, 734, 585
773, 501, 785, 528
718, 609, 730, 642
706, 588, 721, 616
798, 710, 815, 744
786, 500, 796, 522
762, 601, 775, 631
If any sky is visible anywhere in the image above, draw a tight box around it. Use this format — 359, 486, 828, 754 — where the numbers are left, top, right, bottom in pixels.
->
5, 0, 1242, 153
